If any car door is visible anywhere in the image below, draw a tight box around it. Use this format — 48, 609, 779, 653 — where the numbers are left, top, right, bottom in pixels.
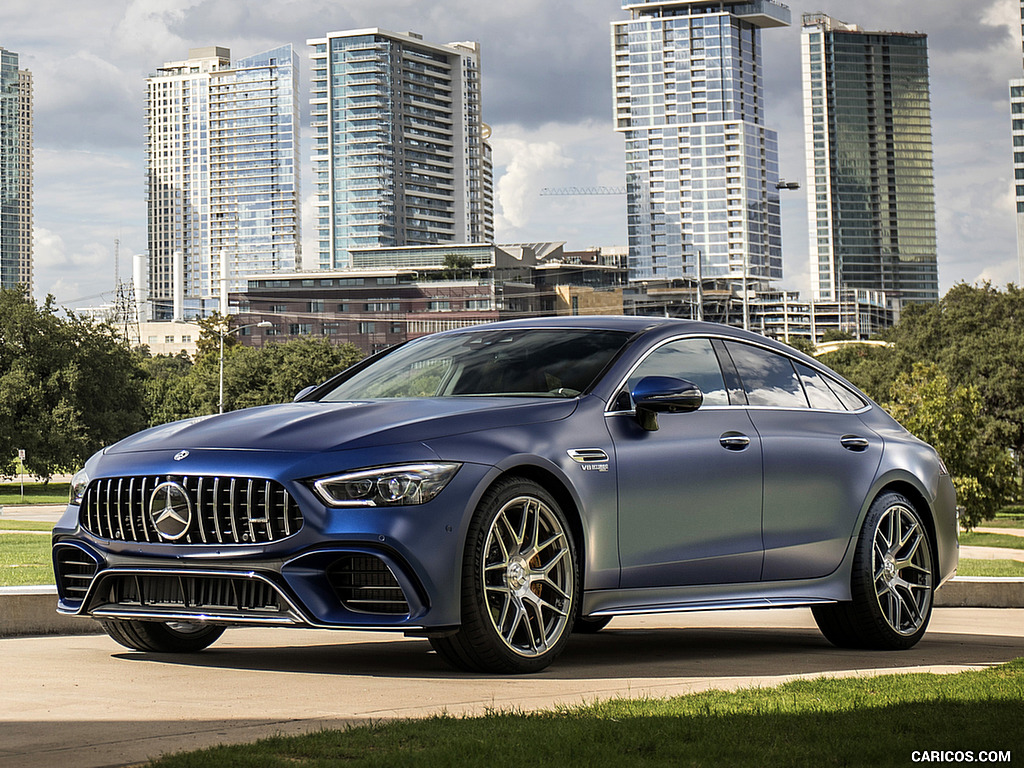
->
721, 341, 883, 581
607, 337, 764, 588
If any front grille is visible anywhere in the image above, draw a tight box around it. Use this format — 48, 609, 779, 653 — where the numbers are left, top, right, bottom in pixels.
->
80, 476, 303, 545
54, 546, 99, 602
327, 555, 409, 615
90, 573, 284, 616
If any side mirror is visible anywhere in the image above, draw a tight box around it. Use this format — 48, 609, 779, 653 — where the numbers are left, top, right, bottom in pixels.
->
293, 385, 317, 402
632, 376, 703, 431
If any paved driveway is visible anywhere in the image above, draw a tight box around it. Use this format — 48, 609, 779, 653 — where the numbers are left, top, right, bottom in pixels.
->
2, 607, 1022, 768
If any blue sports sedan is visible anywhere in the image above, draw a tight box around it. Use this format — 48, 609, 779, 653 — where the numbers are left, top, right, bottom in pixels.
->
52, 317, 958, 673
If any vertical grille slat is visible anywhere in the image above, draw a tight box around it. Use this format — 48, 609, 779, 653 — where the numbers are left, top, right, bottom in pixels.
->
78, 475, 302, 545
195, 476, 208, 544
126, 477, 138, 541
212, 477, 224, 543
229, 478, 240, 544
115, 479, 125, 541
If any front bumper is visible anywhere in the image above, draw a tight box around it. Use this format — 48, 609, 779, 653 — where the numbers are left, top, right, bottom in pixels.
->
52, 452, 496, 633
53, 543, 440, 631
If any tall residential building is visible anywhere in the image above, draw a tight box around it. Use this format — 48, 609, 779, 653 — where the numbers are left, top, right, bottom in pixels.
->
1011, 0, 1024, 284
802, 14, 939, 304
146, 45, 300, 318
612, 0, 788, 289
308, 29, 494, 270
0, 47, 32, 293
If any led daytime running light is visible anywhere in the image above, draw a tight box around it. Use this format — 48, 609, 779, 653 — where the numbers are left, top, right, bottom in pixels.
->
313, 462, 461, 508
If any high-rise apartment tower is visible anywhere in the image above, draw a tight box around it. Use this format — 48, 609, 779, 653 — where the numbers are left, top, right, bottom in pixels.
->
612, 0, 788, 289
146, 46, 300, 318
0, 47, 32, 293
308, 29, 493, 270
1010, 0, 1024, 284
802, 14, 939, 304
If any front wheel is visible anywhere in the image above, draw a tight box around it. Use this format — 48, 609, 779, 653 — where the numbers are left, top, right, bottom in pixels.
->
101, 620, 225, 653
430, 478, 578, 673
813, 491, 934, 650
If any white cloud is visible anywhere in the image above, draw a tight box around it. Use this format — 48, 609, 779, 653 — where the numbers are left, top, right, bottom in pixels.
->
0, 0, 1020, 306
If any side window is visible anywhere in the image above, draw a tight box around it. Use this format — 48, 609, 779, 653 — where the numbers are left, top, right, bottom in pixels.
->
823, 375, 868, 411
795, 362, 846, 411
626, 337, 729, 406
725, 342, 808, 408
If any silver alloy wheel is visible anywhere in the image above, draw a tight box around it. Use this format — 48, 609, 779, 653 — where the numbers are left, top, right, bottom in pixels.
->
482, 495, 574, 658
871, 502, 933, 636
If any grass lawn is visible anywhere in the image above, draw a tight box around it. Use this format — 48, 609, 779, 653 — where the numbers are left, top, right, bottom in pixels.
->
0, 482, 70, 506
144, 659, 1024, 768
957, 559, 1024, 577
0, 520, 52, 531
959, 531, 1024, 550
0, 533, 54, 586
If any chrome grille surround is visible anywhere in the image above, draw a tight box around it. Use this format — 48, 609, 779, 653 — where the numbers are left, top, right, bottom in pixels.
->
79, 476, 303, 545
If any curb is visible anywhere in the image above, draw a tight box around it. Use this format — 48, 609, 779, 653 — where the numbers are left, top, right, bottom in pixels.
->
933, 577, 1024, 609
1, 578, 1021, 639
0, 587, 102, 638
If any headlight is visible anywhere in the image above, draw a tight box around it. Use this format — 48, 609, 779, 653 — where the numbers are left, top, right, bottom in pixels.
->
70, 468, 90, 506
311, 462, 461, 508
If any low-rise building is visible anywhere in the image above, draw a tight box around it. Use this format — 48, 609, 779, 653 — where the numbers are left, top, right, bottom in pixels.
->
228, 242, 627, 354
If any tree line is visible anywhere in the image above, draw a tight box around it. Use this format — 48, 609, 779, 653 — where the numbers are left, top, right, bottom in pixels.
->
0, 288, 362, 479
1, 283, 1020, 527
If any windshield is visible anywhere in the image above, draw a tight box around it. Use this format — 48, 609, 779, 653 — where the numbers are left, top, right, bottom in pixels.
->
319, 328, 632, 400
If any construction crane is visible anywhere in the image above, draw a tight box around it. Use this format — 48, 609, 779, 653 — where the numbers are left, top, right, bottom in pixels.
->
539, 186, 626, 196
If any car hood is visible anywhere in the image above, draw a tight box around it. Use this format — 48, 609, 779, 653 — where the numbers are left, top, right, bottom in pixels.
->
105, 398, 579, 455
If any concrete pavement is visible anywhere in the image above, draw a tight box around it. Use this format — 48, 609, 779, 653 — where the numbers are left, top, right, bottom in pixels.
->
2, 608, 1022, 768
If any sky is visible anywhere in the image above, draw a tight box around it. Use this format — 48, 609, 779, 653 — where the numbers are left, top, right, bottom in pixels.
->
4, 0, 1022, 309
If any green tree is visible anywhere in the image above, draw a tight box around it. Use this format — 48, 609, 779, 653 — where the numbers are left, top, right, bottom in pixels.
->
0, 288, 147, 476
885, 362, 1015, 529
140, 352, 196, 427
186, 327, 364, 415
440, 253, 475, 279
886, 283, 1024, 462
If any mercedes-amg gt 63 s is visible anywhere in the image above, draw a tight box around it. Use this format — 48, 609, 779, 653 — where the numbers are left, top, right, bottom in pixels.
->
53, 317, 958, 673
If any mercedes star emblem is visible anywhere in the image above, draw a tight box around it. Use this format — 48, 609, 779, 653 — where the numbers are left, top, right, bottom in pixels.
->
149, 481, 193, 541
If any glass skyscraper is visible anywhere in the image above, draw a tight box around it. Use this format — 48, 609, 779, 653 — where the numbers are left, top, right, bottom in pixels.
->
612, 0, 788, 287
146, 46, 300, 317
0, 46, 32, 293
802, 14, 939, 304
308, 29, 493, 270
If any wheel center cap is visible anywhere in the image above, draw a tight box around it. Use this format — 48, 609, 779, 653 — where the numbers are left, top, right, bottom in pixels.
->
882, 556, 897, 583
507, 558, 529, 593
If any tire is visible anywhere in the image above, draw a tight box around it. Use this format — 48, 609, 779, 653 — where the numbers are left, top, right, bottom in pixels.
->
813, 491, 934, 650
573, 616, 612, 634
101, 620, 225, 653
430, 477, 579, 673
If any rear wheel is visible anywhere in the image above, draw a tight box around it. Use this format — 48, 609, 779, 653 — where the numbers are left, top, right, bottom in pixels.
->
813, 491, 934, 650
101, 620, 225, 653
430, 478, 578, 673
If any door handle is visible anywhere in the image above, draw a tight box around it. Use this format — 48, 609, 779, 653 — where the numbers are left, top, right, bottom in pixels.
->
841, 435, 870, 452
720, 432, 750, 451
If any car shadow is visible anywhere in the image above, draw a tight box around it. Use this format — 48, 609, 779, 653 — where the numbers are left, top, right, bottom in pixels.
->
111, 623, 1024, 681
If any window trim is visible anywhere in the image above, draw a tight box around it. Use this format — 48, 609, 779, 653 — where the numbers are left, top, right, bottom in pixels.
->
604, 333, 870, 417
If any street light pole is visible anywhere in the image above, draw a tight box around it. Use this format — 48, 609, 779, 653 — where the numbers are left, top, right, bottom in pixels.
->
218, 320, 272, 414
